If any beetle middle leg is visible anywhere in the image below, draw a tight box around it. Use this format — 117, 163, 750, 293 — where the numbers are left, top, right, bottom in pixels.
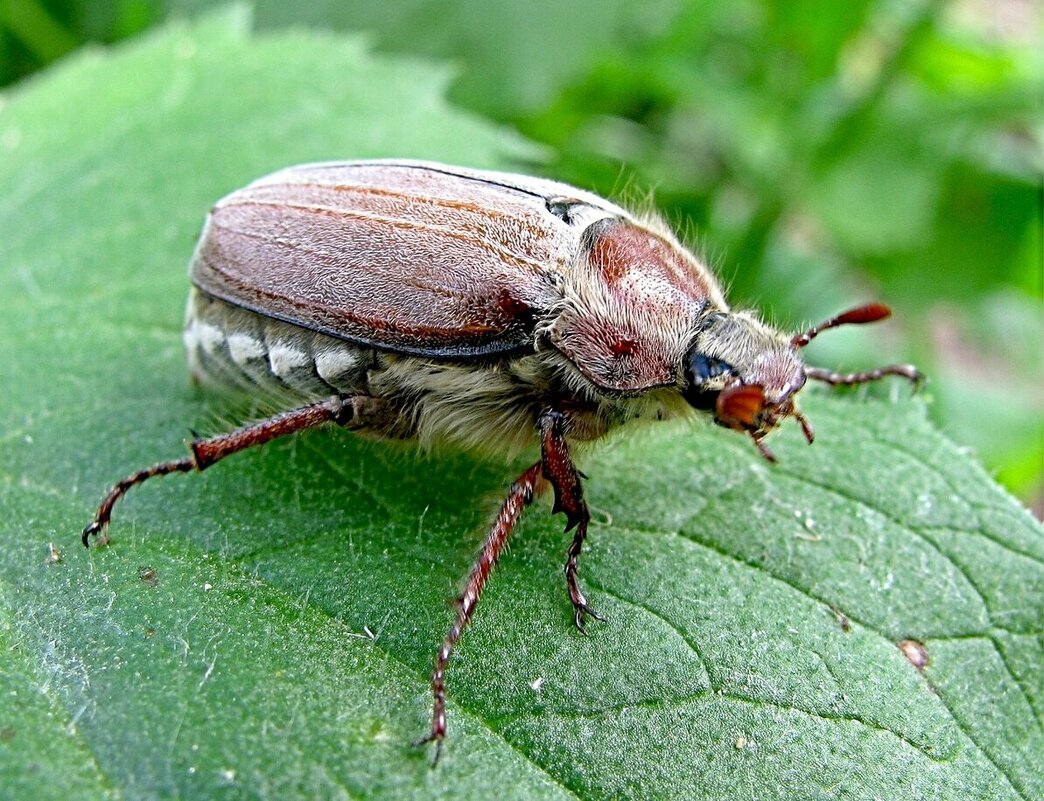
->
539, 409, 605, 634
418, 460, 543, 764
419, 409, 605, 761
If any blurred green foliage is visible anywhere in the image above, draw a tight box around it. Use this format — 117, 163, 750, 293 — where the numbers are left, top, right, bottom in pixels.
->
2, 0, 1040, 507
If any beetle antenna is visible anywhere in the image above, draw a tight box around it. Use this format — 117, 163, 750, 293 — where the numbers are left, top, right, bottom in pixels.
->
791, 303, 891, 348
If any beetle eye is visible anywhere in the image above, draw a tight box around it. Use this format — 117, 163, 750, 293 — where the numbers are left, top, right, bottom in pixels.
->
682, 352, 734, 410
687, 353, 732, 384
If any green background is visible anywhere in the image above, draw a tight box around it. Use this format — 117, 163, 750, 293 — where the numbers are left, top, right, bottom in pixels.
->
0, 3, 1041, 800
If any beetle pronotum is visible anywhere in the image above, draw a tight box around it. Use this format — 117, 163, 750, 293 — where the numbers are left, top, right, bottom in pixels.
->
83, 160, 921, 761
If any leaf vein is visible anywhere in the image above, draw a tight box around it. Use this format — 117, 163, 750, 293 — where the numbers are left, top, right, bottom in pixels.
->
582, 575, 715, 691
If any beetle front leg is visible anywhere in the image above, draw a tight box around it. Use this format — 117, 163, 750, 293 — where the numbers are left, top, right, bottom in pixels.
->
538, 410, 605, 634
805, 364, 922, 386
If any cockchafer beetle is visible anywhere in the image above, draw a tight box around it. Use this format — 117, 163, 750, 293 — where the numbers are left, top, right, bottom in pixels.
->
83, 160, 921, 761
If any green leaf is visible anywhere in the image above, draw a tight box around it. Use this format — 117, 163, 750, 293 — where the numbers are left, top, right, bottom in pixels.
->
1, 9, 1040, 800
165, 0, 688, 117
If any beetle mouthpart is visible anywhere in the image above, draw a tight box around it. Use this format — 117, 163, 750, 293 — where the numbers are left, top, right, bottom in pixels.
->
750, 432, 777, 463
793, 409, 815, 444
791, 302, 892, 349
716, 383, 766, 429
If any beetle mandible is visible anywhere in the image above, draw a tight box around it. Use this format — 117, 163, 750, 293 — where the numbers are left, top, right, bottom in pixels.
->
82, 160, 921, 761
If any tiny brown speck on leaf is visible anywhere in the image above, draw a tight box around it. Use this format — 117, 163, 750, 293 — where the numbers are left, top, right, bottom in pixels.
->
830, 606, 851, 632
138, 566, 158, 587
898, 639, 929, 669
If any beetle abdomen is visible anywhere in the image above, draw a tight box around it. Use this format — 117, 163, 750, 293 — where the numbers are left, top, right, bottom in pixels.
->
184, 288, 564, 454
184, 288, 377, 402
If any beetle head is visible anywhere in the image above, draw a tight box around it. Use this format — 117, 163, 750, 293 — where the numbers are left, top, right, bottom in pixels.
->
683, 303, 910, 460
682, 311, 806, 460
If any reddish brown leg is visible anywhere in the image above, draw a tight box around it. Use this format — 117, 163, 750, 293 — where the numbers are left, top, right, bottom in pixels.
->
82, 395, 375, 547
805, 364, 923, 386
539, 410, 605, 634
417, 461, 543, 765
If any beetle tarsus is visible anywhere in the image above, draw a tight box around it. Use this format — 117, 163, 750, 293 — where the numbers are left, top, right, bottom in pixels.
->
80, 162, 926, 762
82, 456, 197, 548
538, 410, 604, 633
565, 514, 606, 632
81, 521, 104, 548
566, 520, 605, 632
793, 410, 815, 444
413, 728, 445, 767
572, 603, 607, 636
751, 434, 777, 463
568, 574, 607, 634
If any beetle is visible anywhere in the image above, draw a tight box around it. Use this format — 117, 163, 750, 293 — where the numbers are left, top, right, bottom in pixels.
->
82, 160, 921, 761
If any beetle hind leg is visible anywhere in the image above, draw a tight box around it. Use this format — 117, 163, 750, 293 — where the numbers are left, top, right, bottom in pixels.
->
82, 394, 384, 547
539, 410, 605, 633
